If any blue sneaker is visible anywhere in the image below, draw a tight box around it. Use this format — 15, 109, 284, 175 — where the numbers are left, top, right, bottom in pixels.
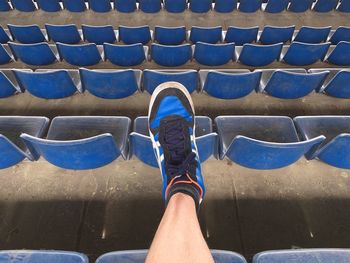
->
148, 81, 205, 209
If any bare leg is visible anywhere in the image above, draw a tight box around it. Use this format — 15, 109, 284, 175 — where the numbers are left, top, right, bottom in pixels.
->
146, 193, 214, 263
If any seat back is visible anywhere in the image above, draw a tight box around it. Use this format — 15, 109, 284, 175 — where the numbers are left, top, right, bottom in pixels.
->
62, 0, 86, 12
10, 0, 36, 11
114, 0, 137, 12
139, 0, 161, 13
329, 26, 350, 45
9, 42, 57, 65
294, 26, 331, 43
8, 24, 46, 44
82, 25, 116, 44
338, 0, 350, 12
317, 69, 350, 98
194, 42, 235, 66
88, 0, 111, 12
327, 41, 350, 66
0, 0, 11, 11
239, 0, 262, 12
46, 24, 81, 44
104, 43, 147, 66
0, 44, 12, 64
314, 0, 338, 12
36, 0, 61, 12
238, 43, 282, 67
154, 26, 187, 45
265, 0, 289, 13
225, 26, 259, 45
189, 0, 212, 13
0, 70, 19, 97
214, 0, 237, 12
0, 27, 10, 44
164, 0, 187, 12
57, 42, 101, 66
119, 25, 152, 45
190, 26, 222, 44
259, 25, 295, 44
288, 0, 313, 12
151, 43, 192, 67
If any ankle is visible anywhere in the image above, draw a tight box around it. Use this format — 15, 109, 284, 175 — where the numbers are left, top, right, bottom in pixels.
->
166, 183, 201, 212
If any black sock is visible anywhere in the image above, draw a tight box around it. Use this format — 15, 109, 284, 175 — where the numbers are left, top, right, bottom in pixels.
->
166, 183, 201, 212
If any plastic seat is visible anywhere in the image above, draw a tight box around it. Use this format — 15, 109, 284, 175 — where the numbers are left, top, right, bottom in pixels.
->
297, 117, 350, 168
164, 0, 187, 12
154, 26, 186, 45
0, 69, 22, 97
264, 0, 289, 13
215, 116, 325, 169
9, 42, 57, 65
80, 68, 141, 99
114, 0, 137, 12
281, 42, 330, 66
237, 43, 282, 67
21, 116, 131, 170
36, 0, 61, 12
142, 69, 198, 94
151, 43, 192, 67
139, 0, 161, 13
329, 27, 350, 45
0, 0, 11, 11
327, 41, 350, 65
0, 250, 88, 263
259, 69, 329, 99
82, 25, 117, 45
14, 69, 81, 99
259, 25, 295, 44
0, 117, 49, 169
10, 0, 36, 11
0, 26, 10, 44
57, 43, 101, 66
224, 26, 259, 45
239, 0, 262, 12
62, 0, 86, 12
214, 0, 237, 12
201, 70, 261, 99
189, 26, 222, 44
104, 43, 147, 66
45, 24, 82, 44
189, 0, 212, 13
0, 44, 12, 64
288, 0, 313, 12
119, 25, 152, 45
88, 0, 111, 12
294, 26, 331, 44
338, 0, 350, 12
8, 24, 46, 44
194, 42, 235, 66
313, 0, 338, 12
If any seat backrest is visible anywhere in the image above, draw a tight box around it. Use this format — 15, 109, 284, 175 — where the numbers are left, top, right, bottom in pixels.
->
329, 26, 350, 45
0, 0, 11, 11
9, 42, 57, 65
338, 0, 350, 12
82, 25, 116, 45
164, 0, 187, 12
45, 24, 81, 44
36, 0, 61, 12
238, 43, 283, 67
214, 0, 237, 12
194, 42, 235, 66
10, 0, 36, 11
104, 43, 147, 66
8, 24, 46, 44
57, 42, 101, 66
151, 43, 192, 67
259, 25, 295, 44
239, 0, 262, 12
265, 0, 289, 13
313, 0, 338, 12
0, 44, 12, 64
62, 0, 86, 12
0, 70, 20, 98
88, 0, 111, 12
190, 26, 222, 44
114, 0, 137, 12
225, 26, 259, 45
189, 0, 212, 13
119, 25, 152, 45
294, 26, 331, 43
288, 0, 313, 12
139, 0, 161, 13
154, 26, 187, 45
327, 41, 350, 66
321, 70, 350, 98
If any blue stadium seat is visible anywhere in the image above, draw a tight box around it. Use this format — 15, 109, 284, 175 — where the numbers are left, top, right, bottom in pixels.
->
329, 26, 350, 45
104, 43, 147, 66
151, 43, 192, 66
142, 69, 198, 94
239, 0, 262, 12
224, 26, 259, 45
21, 116, 131, 170
0, 44, 12, 64
259, 69, 329, 99
215, 116, 325, 169
14, 69, 80, 99
0, 0, 11, 11
313, 0, 338, 12
237, 43, 283, 67
164, 0, 187, 12
194, 42, 235, 66
119, 25, 152, 45
10, 0, 36, 11
327, 41, 350, 65
259, 25, 295, 44
57, 43, 101, 66
139, 0, 161, 13
82, 25, 116, 44
201, 70, 261, 99
0, 69, 22, 97
62, 0, 86, 12
154, 26, 187, 45
295, 116, 350, 168
189, 0, 212, 13
0, 117, 49, 169
189, 26, 222, 44
264, 0, 289, 13
88, 0, 111, 12
288, 0, 313, 12
8, 24, 46, 44
293, 26, 331, 43
337, 0, 350, 12
45, 24, 82, 44
253, 249, 350, 263
80, 68, 141, 99
214, 0, 237, 12
36, 0, 61, 11
281, 42, 330, 66
114, 0, 137, 12
0, 26, 10, 44
9, 42, 57, 65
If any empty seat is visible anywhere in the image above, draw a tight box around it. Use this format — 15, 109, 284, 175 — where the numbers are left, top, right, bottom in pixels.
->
119, 25, 152, 45
0, 0, 11, 11
313, 0, 338, 12
327, 41, 350, 65
194, 42, 235, 66
57, 43, 101, 66
154, 26, 187, 45
8, 24, 46, 44
9, 42, 57, 65
151, 43, 192, 67
36, 0, 61, 12
288, 0, 313, 12
21, 116, 131, 170
88, 0, 111, 12
201, 70, 261, 99
164, 0, 187, 12
224, 26, 259, 45
214, 0, 237, 12
10, 0, 36, 11
80, 68, 141, 99
14, 69, 81, 99
45, 24, 82, 44
264, 0, 289, 13
0, 70, 22, 97
0, 251, 88, 263
82, 25, 117, 45
0, 44, 12, 64
189, 0, 212, 13
104, 43, 147, 66
142, 69, 198, 94
215, 116, 325, 169
259, 69, 329, 99
190, 26, 222, 44
293, 26, 331, 43
259, 25, 295, 44
329, 26, 350, 45
139, 0, 161, 13
239, 0, 262, 12
237, 43, 282, 67
0, 117, 49, 169
114, 0, 137, 12
62, 0, 86, 12
0, 26, 10, 44
337, 0, 350, 12
281, 42, 330, 66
